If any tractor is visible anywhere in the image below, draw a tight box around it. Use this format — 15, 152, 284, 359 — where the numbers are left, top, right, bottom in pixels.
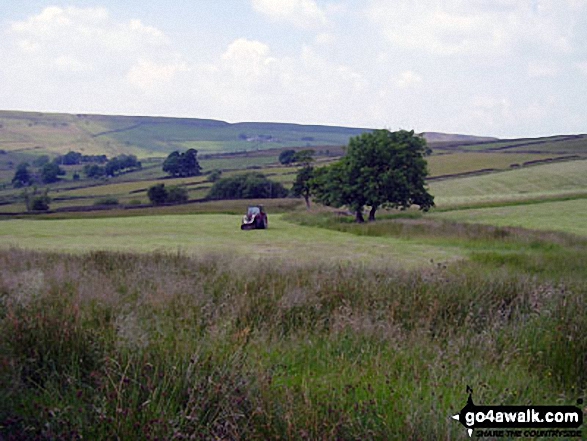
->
241, 205, 268, 230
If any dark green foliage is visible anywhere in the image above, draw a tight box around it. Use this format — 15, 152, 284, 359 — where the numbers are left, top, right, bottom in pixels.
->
207, 169, 222, 182
83, 155, 140, 178
104, 154, 141, 176
166, 185, 189, 204
32, 155, 50, 167
291, 165, 315, 208
22, 188, 51, 211
293, 149, 315, 165
207, 172, 288, 200
59, 151, 82, 165
11, 162, 31, 188
93, 197, 119, 206
278, 149, 296, 165
40, 162, 65, 184
84, 164, 105, 179
147, 183, 168, 205
163, 149, 201, 177
312, 129, 434, 222
146, 184, 189, 205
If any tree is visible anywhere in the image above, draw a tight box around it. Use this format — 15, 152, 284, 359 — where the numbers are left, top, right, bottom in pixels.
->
278, 149, 297, 165
207, 169, 222, 183
22, 188, 51, 211
147, 183, 168, 205
84, 164, 105, 179
166, 185, 189, 204
293, 149, 315, 166
180, 149, 201, 177
162, 151, 181, 177
207, 172, 288, 200
162, 150, 201, 177
291, 165, 315, 208
312, 130, 434, 222
59, 151, 82, 165
12, 163, 31, 188
40, 162, 65, 184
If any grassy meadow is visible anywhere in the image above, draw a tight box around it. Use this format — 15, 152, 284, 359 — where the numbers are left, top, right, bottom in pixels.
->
1, 123, 587, 439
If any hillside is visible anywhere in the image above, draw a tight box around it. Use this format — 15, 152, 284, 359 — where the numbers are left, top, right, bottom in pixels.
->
0, 110, 494, 157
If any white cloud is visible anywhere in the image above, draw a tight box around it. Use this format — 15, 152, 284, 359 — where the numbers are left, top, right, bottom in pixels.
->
1, 6, 181, 111
395, 71, 423, 88
367, 0, 581, 56
126, 59, 188, 92
252, 0, 327, 28
578, 62, 587, 75
528, 61, 559, 78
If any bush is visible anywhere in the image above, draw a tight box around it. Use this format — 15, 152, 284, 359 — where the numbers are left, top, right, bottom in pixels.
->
166, 185, 189, 204
207, 169, 222, 183
147, 183, 168, 205
207, 172, 288, 200
147, 184, 189, 205
93, 197, 119, 206
27, 191, 51, 211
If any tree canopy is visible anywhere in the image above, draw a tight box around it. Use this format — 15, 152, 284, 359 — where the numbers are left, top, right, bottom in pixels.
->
312, 129, 434, 222
162, 149, 202, 177
12, 163, 31, 188
207, 172, 288, 200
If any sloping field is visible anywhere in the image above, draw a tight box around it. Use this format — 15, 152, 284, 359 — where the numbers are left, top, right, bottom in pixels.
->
431, 198, 587, 237
0, 214, 460, 267
430, 159, 587, 206
0, 110, 369, 157
426, 152, 562, 177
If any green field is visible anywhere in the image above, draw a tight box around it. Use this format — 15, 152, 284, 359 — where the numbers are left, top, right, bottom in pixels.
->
2, 116, 587, 439
432, 198, 587, 237
430, 159, 587, 207
0, 214, 459, 268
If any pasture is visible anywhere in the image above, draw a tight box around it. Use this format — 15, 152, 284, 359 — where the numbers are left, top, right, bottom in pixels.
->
430, 159, 587, 207
432, 198, 587, 237
0, 214, 460, 268
1, 121, 587, 439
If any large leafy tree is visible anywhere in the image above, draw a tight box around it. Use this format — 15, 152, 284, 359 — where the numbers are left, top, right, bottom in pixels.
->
313, 129, 434, 222
163, 149, 201, 177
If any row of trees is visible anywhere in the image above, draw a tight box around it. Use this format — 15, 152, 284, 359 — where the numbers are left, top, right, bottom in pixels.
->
12, 162, 65, 187
84, 154, 141, 179
11, 151, 141, 187
278, 149, 315, 165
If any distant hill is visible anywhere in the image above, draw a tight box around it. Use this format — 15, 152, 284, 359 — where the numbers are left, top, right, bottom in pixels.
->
421, 132, 498, 143
0, 110, 495, 158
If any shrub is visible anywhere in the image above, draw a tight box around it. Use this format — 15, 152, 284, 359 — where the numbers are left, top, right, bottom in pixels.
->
166, 185, 189, 204
93, 197, 119, 206
207, 172, 288, 200
147, 183, 168, 205
207, 169, 222, 183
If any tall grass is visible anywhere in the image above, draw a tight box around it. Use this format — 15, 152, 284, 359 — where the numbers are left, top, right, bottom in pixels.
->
0, 246, 585, 439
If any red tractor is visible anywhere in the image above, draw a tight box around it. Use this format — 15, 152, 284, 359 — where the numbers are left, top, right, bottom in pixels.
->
241, 205, 268, 230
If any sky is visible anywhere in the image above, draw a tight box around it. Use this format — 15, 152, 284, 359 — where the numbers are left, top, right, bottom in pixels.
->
1, 0, 586, 138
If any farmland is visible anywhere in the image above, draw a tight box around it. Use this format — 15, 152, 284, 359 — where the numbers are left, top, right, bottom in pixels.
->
1, 116, 586, 439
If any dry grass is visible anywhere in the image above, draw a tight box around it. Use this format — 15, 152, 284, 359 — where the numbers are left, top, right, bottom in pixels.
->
0, 244, 585, 439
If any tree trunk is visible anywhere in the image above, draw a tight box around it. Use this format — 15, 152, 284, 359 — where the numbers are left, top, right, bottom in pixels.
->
368, 206, 377, 222
355, 209, 365, 223
303, 195, 310, 209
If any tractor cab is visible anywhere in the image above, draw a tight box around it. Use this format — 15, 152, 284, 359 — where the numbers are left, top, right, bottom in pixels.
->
241, 205, 268, 230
